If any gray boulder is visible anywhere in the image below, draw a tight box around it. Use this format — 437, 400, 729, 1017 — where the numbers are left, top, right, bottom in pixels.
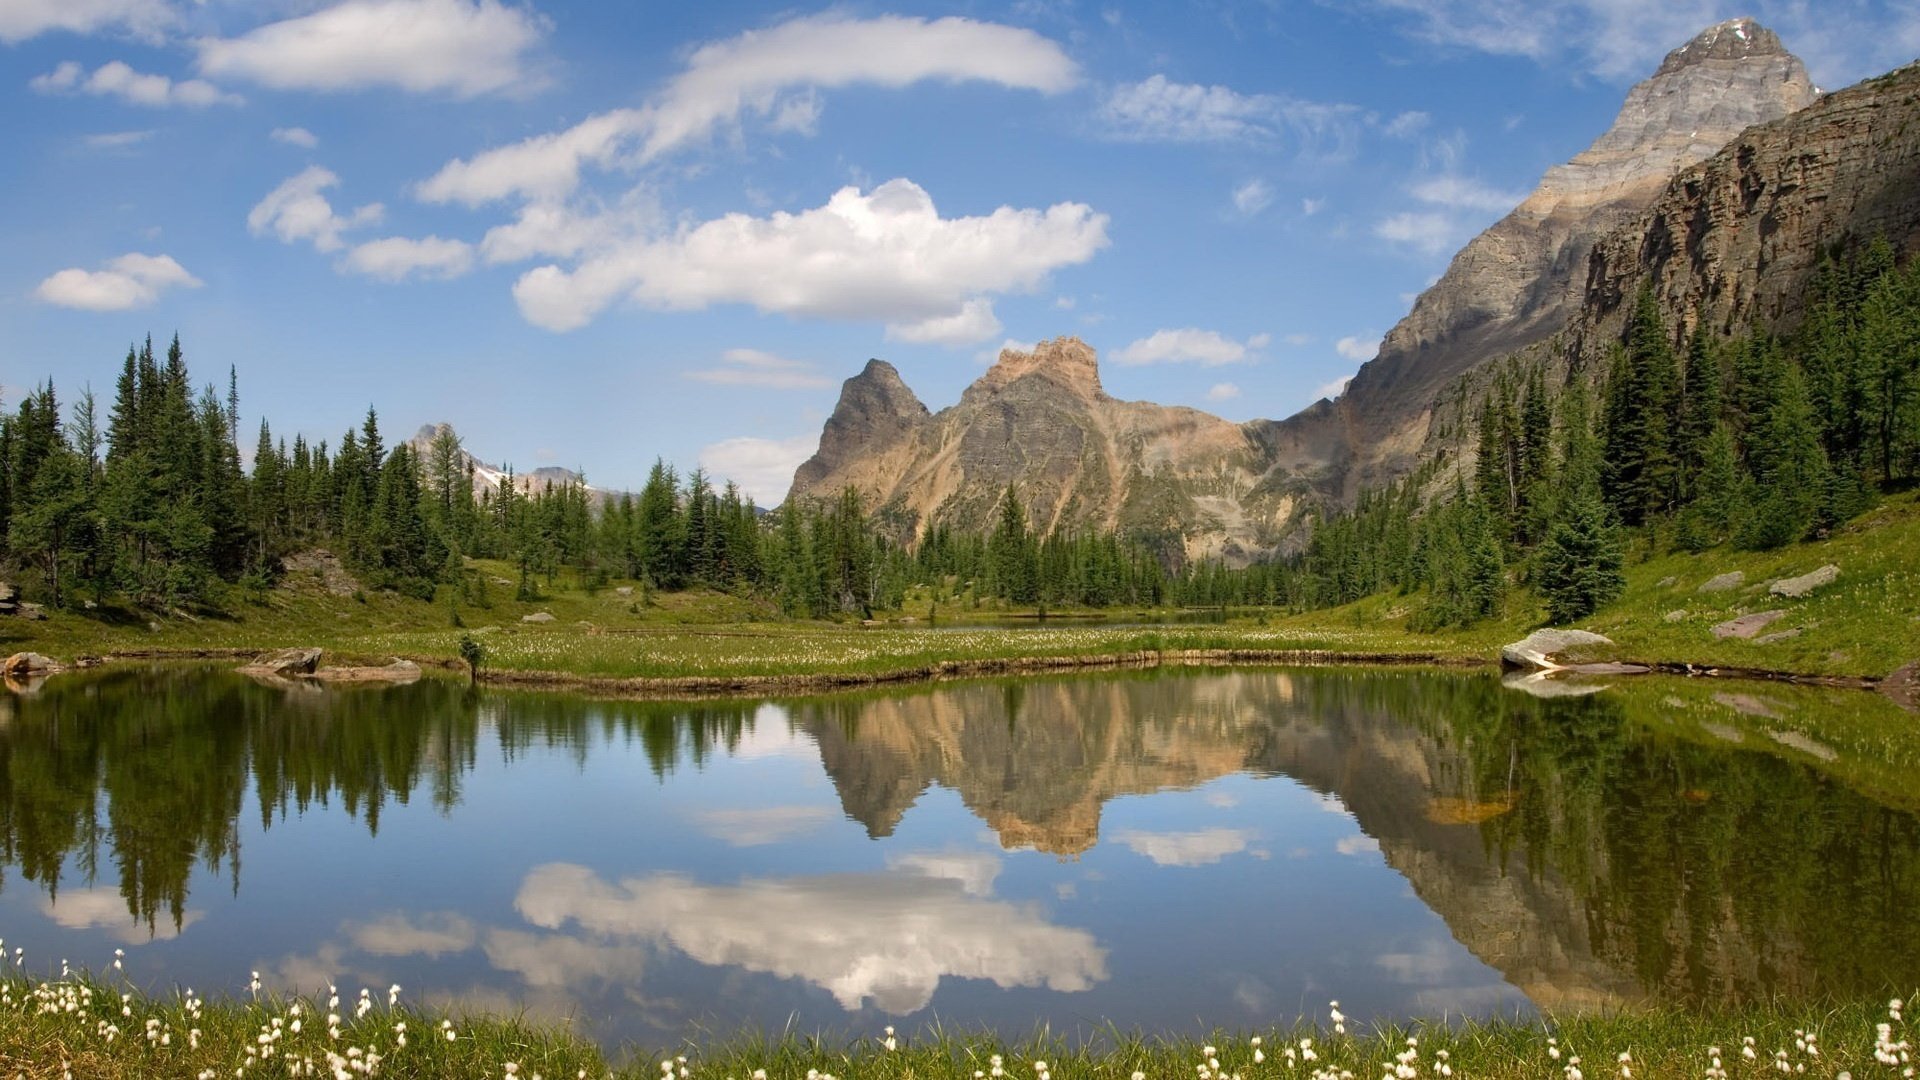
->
1769, 564, 1839, 599
1710, 610, 1787, 639
1698, 571, 1745, 593
240, 647, 323, 676
1501, 628, 1615, 670
3, 652, 59, 676
521, 611, 556, 624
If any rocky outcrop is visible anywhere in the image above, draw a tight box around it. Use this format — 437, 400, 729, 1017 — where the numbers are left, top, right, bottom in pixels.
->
788, 339, 1291, 563
1501, 629, 1618, 670
2, 652, 59, 676
1771, 565, 1840, 598
1574, 58, 1920, 352
238, 647, 323, 676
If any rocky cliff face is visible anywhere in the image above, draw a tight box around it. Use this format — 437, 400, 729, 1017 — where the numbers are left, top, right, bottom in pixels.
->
1573, 58, 1920, 351
1258, 17, 1816, 497
788, 338, 1290, 563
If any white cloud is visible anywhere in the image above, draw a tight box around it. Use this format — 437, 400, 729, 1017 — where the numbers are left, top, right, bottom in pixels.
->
34, 252, 202, 311
248, 166, 383, 253
1301, 197, 1325, 216
1335, 335, 1380, 361
1101, 74, 1360, 156
1206, 382, 1241, 401
0, 0, 171, 44
419, 13, 1076, 206
689, 805, 837, 846
685, 348, 834, 391
1314, 375, 1355, 401
81, 129, 153, 150
1381, 109, 1431, 138
42, 886, 202, 943
1410, 175, 1525, 214
271, 126, 319, 148
32, 59, 242, 107
698, 434, 819, 505
196, 0, 551, 98
342, 235, 474, 281
1113, 827, 1256, 867
1231, 178, 1273, 216
885, 298, 1002, 345
347, 912, 477, 957
1374, 210, 1456, 254
1114, 327, 1265, 367
510, 179, 1107, 333
975, 336, 1038, 366
1335, 833, 1382, 856
513, 861, 1106, 1015
886, 851, 1002, 897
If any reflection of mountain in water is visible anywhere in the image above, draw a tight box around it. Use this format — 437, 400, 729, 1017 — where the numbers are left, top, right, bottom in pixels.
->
793, 671, 1920, 1012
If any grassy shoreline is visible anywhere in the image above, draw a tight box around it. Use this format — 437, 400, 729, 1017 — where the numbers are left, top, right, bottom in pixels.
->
0, 967, 1910, 1079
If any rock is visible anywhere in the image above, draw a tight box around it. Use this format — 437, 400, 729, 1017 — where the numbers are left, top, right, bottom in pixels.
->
1769, 564, 1839, 598
0, 581, 15, 602
615, 586, 633, 596
3, 652, 59, 676
310, 659, 422, 684
1710, 610, 1787, 639
1656, 576, 1678, 588
521, 611, 555, 624
1755, 628, 1804, 644
1501, 628, 1616, 670
238, 647, 323, 676
1663, 609, 1689, 623
16, 602, 45, 621
1698, 571, 1745, 593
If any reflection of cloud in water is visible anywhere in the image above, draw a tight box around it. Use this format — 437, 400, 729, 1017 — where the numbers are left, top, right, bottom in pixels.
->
1205, 791, 1241, 808
886, 851, 1000, 896
1377, 936, 1523, 1016
690, 805, 837, 846
1335, 834, 1381, 857
42, 888, 202, 944
1113, 828, 1256, 867
483, 929, 650, 990
514, 861, 1107, 1014
348, 912, 477, 957
730, 704, 818, 760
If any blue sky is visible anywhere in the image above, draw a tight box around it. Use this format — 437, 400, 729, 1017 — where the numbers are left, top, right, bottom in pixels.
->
2, 0, 1914, 502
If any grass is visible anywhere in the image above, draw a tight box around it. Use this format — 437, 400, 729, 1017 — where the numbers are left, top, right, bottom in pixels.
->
4, 492, 1918, 684
0, 964, 1910, 1079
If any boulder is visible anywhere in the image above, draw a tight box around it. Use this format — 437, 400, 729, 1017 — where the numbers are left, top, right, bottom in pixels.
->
1710, 609, 1787, 639
239, 647, 323, 676
3, 652, 59, 676
16, 602, 45, 621
521, 611, 555, 624
1663, 609, 1689, 623
311, 659, 422, 684
1756, 628, 1804, 644
1500, 628, 1615, 670
614, 586, 634, 597
1698, 571, 1745, 593
1769, 564, 1839, 598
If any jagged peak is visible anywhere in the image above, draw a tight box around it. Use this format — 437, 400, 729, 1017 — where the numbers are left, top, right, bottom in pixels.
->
975, 336, 1104, 399
1656, 17, 1788, 75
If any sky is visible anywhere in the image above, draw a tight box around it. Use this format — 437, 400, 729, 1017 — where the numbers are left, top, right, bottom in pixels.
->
3, 0, 1917, 504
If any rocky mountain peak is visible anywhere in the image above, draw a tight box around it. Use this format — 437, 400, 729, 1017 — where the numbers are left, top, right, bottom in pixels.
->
788, 358, 930, 495
1657, 17, 1788, 75
973, 336, 1104, 402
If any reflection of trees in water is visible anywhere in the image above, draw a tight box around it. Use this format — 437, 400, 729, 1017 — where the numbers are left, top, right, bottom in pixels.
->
0, 668, 759, 934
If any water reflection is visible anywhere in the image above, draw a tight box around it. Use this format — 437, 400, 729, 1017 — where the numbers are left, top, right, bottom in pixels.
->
1, 665, 1917, 1041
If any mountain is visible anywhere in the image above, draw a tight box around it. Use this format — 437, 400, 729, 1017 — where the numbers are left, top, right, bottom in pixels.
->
1253, 17, 1818, 498
789, 338, 1290, 563
789, 19, 1825, 553
406, 423, 599, 501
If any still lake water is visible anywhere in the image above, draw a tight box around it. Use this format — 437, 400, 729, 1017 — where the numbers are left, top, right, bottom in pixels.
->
1, 664, 1917, 1048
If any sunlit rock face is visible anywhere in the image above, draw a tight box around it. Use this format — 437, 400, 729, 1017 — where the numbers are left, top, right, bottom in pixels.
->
1256, 17, 1817, 500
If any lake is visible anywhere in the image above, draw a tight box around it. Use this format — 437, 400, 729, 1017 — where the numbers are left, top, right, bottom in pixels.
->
1, 664, 1916, 1049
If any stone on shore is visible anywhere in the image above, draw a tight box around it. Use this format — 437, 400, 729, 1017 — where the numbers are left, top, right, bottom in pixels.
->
1500, 628, 1615, 670
2, 652, 58, 676
238, 647, 323, 676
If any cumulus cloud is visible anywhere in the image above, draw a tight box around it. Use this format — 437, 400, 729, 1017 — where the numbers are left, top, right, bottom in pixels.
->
1410, 174, 1525, 214
271, 126, 319, 148
885, 298, 1002, 345
419, 13, 1076, 206
685, 348, 834, 391
0, 0, 171, 44
1335, 335, 1380, 361
886, 851, 1003, 898
1231, 178, 1273, 216
510, 179, 1107, 333
43, 886, 202, 943
1206, 382, 1241, 401
31, 59, 242, 107
1114, 328, 1269, 367
196, 0, 551, 98
34, 252, 202, 311
698, 434, 819, 505
514, 862, 1106, 1014
1101, 75, 1360, 157
342, 235, 474, 281
1113, 828, 1256, 867
247, 166, 383, 253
